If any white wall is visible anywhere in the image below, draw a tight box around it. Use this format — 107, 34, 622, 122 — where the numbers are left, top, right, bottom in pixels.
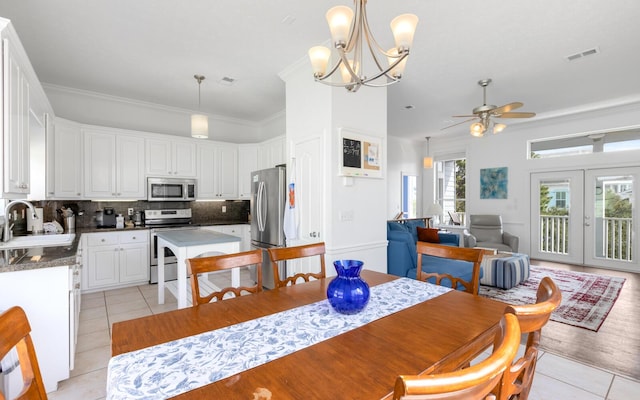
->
386, 136, 424, 218
427, 99, 640, 256
43, 84, 283, 143
281, 58, 388, 273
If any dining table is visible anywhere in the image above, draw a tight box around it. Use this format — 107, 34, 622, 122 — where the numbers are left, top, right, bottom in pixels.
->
109, 270, 508, 399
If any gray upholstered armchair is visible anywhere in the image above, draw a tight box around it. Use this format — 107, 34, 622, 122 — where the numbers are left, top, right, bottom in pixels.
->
464, 215, 519, 252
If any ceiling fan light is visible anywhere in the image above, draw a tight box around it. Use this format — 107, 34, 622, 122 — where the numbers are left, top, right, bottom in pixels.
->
326, 6, 354, 47
470, 122, 485, 137
308, 46, 331, 77
390, 14, 419, 51
493, 123, 507, 134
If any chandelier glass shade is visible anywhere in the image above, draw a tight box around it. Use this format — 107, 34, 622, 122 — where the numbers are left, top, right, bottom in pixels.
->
308, 1, 418, 92
191, 75, 208, 139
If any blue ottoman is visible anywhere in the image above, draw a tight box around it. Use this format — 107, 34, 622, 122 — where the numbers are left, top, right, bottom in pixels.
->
480, 253, 530, 289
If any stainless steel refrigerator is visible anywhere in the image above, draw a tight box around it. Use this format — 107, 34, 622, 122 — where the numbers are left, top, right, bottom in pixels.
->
250, 166, 286, 289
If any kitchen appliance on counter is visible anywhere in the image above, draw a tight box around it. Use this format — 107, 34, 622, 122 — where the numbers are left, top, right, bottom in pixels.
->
147, 177, 196, 202
95, 207, 116, 228
250, 166, 286, 289
146, 208, 196, 284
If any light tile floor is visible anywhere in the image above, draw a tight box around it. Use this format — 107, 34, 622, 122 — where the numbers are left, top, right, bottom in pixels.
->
48, 271, 640, 400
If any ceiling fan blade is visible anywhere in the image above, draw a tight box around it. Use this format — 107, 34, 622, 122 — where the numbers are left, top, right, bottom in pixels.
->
441, 117, 477, 130
496, 112, 536, 118
491, 102, 523, 115
451, 114, 477, 118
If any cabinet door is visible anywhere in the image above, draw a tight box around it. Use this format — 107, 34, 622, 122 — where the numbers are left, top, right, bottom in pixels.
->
116, 135, 145, 198
197, 144, 217, 199
3, 38, 30, 195
53, 120, 83, 198
119, 244, 149, 283
84, 131, 116, 198
86, 246, 119, 288
173, 141, 197, 177
238, 144, 258, 198
145, 138, 173, 176
217, 144, 238, 198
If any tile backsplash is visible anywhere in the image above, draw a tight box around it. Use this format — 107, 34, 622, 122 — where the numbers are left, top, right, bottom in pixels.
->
9, 199, 249, 233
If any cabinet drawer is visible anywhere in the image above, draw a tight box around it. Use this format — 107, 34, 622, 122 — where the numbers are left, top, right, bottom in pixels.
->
119, 231, 148, 244
86, 233, 118, 247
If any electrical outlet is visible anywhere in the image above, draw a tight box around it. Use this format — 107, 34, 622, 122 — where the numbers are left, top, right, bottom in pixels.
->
222, 206, 227, 213
127, 208, 134, 216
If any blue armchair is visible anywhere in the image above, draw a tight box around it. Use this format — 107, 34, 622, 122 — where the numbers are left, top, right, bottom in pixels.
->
387, 220, 483, 291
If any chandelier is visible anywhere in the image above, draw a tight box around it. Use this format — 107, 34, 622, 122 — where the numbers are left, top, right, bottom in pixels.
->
308, 1, 418, 92
191, 75, 208, 139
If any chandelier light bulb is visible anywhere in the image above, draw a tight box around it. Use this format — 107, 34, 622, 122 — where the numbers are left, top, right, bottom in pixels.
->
308, 46, 331, 77
390, 14, 419, 51
326, 6, 354, 47
387, 48, 408, 78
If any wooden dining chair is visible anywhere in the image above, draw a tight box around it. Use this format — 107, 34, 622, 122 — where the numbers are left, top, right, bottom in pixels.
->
495, 277, 562, 400
392, 313, 521, 400
186, 249, 263, 306
266, 242, 326, 288
0, 306, 48, 400
416, 242, 484, 295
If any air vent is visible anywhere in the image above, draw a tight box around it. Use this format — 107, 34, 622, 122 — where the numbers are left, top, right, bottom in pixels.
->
565, 47, 600, 62
218, 76, 236, 86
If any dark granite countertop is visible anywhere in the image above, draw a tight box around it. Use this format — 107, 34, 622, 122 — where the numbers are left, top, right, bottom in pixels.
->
0, 221, 249, 273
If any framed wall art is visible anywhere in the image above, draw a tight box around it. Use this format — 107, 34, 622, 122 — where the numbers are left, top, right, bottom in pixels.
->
339, 129, 383, 178
480, 167, 508, 199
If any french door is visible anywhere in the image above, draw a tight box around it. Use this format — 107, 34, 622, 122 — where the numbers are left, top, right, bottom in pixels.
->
531, 168, 639, 272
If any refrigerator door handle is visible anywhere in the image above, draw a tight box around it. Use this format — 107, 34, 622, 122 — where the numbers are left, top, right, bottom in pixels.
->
257, 181, 266, 232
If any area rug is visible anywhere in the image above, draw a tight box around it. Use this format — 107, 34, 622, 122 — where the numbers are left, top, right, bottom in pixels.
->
479, 265, 626, 331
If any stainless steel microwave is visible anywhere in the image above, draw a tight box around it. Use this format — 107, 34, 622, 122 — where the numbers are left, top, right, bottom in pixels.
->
147, 178, 196, 201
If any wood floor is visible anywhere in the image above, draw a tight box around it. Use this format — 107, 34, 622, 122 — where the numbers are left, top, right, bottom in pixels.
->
530, 259, 640, 380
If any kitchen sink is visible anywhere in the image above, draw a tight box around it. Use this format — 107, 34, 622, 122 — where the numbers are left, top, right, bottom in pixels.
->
0, 233, 76, 249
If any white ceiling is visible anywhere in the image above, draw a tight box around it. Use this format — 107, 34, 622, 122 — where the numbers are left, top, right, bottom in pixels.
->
2, 0, 640, 141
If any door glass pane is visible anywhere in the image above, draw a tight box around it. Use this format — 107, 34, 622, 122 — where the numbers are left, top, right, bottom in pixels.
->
539, 179, 570, 254
593, 174, 633, 262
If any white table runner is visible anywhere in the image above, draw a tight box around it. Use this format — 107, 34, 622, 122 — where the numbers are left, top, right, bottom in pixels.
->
106, 277, 450, 399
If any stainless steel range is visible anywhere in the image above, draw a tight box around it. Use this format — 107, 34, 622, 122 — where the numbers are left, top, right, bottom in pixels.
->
146, 208, 197, 283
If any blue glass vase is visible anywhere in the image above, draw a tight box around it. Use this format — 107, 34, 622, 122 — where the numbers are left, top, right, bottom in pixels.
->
327, 260, 370, 314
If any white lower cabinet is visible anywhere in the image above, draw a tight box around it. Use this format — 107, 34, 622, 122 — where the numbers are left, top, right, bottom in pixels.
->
83, 230, 149, 290
201, 224, 249, 251
0, 265, 73, 393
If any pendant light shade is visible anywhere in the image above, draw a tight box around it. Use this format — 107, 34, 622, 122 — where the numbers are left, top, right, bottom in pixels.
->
423, 136, 433, 169
191, 75, 208, 139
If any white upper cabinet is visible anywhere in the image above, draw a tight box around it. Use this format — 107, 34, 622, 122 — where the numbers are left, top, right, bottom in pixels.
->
2, 37, 30, 196
257, 135, 286, 170
197, 142, 238, 199
84, 129, 145, 199
50, 118, 83, 198
146, 138, 196, 177
238, 144, 258, 198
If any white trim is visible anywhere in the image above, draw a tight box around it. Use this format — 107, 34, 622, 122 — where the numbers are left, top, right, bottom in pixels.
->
326, 240, 388, 255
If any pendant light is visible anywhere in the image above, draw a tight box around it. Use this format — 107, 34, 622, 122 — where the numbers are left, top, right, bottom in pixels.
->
423, 137, 433, 169
191, 75, 208, 139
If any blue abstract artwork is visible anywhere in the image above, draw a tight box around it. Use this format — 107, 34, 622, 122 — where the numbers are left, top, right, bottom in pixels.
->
480, 167, 508, 199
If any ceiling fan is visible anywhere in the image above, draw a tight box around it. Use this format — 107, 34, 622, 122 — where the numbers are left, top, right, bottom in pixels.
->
442, 78, 536, 137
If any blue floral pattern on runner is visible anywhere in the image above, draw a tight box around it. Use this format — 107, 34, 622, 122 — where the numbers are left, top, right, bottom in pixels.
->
106, 278, 450, 399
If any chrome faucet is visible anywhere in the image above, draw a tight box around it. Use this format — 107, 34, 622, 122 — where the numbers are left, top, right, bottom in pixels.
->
3, 200, 38, 242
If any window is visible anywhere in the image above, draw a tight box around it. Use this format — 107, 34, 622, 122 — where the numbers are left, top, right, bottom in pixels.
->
529, 126, 640, 159
401, 173, 417, 218
435, 158, 466, 225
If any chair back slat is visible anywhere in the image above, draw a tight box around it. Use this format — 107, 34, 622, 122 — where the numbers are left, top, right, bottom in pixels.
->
267, 242, 326, 288
186, 249, 263, 306
393, 313, 521, 400
416, 242, 484, 295
0, 306, 48, 400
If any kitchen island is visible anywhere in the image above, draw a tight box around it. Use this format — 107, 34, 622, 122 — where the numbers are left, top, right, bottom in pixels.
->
156, 229, 241, 309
